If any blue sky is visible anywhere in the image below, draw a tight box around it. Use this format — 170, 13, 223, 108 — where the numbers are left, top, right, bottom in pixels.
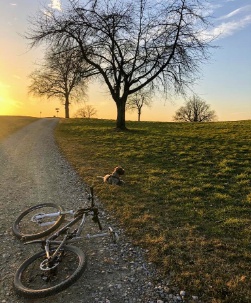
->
194, 0, 251, 121
0, 0, 250, 121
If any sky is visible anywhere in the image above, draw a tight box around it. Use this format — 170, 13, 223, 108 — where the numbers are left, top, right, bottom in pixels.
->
0, 0, 250, 121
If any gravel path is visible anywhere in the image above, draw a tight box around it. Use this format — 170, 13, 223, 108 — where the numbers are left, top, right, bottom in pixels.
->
0, 118, 189, 303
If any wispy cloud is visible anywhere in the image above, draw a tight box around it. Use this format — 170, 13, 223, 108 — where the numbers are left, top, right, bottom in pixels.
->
218, 5, 251, 20
203, 4, 251, 40
48, 0, 62, 11
213, 15, 251, 38
44, 0, 62, 17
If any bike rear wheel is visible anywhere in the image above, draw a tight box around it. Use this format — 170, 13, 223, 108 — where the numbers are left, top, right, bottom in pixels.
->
13, 245, 87, 298
12, 203, 65, 241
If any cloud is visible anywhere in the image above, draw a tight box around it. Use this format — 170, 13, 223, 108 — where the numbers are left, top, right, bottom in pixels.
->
216, 5, 251, 38
218, 5, 251, 20
48, 0, 62, 11
202, 4, 251, 40
212, 15, 251, 38
44, 0, 62, 17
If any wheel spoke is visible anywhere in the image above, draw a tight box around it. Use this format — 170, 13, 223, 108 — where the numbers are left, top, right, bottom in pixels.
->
14, 246, 87, 298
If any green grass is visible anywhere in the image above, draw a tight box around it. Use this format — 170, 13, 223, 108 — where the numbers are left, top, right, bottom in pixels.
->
0, 116, 38, 142
55, 119, 251, 303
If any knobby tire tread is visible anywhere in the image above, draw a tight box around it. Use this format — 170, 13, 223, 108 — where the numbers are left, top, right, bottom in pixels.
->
13, 245, 87, 298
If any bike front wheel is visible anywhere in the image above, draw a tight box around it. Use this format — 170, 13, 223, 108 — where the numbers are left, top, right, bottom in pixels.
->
13, 245, 87, 298
12, 203, 65, 241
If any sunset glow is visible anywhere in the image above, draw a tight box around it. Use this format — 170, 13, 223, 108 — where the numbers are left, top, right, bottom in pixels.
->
0, 0, 250, 120
0, 82, 15, 115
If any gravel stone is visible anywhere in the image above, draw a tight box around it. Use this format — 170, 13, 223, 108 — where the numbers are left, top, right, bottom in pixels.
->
0, 118, 202, 303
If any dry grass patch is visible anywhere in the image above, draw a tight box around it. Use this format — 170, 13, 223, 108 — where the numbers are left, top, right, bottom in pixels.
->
0, 116, 37, 142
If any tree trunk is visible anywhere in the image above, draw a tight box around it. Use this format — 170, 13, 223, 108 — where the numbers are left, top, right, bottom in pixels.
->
116, 98, 127, 130
138, 108, 141, 122
65, 95, 70, 118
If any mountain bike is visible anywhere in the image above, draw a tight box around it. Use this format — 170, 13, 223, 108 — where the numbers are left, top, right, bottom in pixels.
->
12, 186, 119, 298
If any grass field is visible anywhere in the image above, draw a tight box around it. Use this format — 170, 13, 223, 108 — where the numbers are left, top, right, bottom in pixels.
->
0, 116, 37, 142
55, 118, 251, 303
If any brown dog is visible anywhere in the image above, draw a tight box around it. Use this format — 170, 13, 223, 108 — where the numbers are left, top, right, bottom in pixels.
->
98, 166, 125, 185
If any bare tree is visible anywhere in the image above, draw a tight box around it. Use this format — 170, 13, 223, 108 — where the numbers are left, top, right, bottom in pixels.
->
74, 104, 97, 118
29, 45, 91, 118
173, 95, 217, 122
26, 0, 215, 129
126, 90, 152, 122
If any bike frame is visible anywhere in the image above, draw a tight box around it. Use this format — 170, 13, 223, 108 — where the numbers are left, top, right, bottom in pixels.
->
26, 205, 115, 264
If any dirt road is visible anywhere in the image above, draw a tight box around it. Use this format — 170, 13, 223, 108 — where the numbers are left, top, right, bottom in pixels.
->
0, 118, 176, 303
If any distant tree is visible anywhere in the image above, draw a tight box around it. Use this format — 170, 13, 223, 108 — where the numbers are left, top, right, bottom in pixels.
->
29, 45, 93, 118
173, 96, 217, 122
74, 104, 97, 118
126, 90, 152, 121
26, 0, 215, 129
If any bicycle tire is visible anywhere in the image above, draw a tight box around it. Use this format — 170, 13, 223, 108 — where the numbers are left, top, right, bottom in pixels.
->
12, 203, 65, 241
13, 245, 87, 298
